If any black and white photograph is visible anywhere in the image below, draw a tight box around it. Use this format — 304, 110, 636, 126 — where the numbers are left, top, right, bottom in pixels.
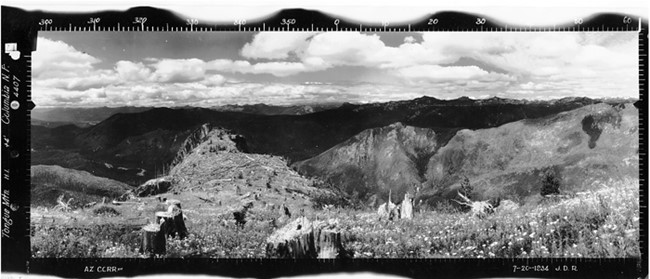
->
0, 1, 647, 278
29, 30, 640, 259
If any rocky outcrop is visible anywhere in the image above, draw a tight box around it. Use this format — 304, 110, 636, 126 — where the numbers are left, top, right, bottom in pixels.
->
128, 177, 173, 198
170, 124, 248, 168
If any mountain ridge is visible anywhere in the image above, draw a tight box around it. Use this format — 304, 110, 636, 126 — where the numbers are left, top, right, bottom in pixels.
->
32, 96, 621, 186
292, 102, 638, 206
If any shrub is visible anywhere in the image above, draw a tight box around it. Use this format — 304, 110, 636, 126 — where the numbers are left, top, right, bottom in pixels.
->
432, 199, 461, 214
540, 169, 560, 197
460, 176, 473, 199
93, 206, 121, 217
311, 192, 349, 209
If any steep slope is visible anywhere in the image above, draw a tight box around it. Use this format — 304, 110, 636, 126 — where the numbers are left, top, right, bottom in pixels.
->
423, 103, 638, 204
32, 124, 84, 150
31, 165, 133, 207
294, 123, 440, 203
294, 103, 638, 206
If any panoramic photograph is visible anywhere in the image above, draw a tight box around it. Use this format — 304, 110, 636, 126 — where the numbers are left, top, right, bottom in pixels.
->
30, 31, 640, 258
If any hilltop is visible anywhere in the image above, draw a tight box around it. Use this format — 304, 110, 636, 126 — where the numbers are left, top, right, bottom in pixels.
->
125, 124, 334, 217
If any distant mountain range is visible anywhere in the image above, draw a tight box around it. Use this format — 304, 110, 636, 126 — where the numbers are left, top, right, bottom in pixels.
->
32, 106, 152, 124
211, 103, 342, 115
31, 96, 638, 205
31, 103, 341, 127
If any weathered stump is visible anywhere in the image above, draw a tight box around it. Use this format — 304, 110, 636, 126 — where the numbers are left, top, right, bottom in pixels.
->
155, 206, 188, 239
317, 228, 344, 258
266, 217, 346, 259
141, 223, 166, 255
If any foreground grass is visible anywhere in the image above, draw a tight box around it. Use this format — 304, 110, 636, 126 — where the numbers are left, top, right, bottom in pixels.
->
343, 179, 639, 258
32, 179, 639, 258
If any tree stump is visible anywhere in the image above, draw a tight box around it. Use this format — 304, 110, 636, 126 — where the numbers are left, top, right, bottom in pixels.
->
317, 228, 344, 258
266, 217, 346, 259
141, 223, 166, 256
155, 205, 188, 239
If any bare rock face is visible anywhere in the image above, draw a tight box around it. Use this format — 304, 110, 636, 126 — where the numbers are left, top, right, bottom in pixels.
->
266, 217, 347, 259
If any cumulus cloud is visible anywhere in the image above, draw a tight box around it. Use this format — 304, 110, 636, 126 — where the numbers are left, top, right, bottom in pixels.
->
36, 71, 119, 91
202, 74, 226, 86
150, 58, 206, 83
32, 32, 638, 107
417, 32, 636, 80
33, 38, 101, 79
33, 38, 123, 91
115, 61, 152, 81
396, 65, 513, 82
241, 32, 314, 59
207, 59, 326, 77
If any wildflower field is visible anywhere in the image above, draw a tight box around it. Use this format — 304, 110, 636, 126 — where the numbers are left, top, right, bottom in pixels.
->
31, 179, 639, 258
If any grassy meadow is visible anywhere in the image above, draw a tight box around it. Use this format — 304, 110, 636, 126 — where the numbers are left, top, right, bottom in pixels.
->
31, 178, 639, 259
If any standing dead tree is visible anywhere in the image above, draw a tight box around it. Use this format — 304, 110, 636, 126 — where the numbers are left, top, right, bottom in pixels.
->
400, 192, 413, 220
377, 189, 401, 221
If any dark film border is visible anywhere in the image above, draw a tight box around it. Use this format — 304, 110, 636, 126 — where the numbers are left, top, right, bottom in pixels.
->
1, 5, 648, 279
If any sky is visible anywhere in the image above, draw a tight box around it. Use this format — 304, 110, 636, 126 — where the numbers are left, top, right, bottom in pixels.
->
33, 31, 639, 107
